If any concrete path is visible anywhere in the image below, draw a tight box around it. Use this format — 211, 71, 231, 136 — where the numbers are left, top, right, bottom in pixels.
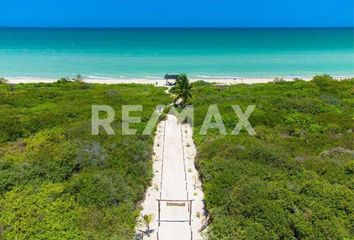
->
137, 114, 206, 240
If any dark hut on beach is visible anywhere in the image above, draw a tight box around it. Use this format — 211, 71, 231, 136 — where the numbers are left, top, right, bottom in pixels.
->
164, 74, 179, 86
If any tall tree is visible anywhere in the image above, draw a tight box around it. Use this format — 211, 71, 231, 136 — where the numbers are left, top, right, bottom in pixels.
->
173, 74, 192, 107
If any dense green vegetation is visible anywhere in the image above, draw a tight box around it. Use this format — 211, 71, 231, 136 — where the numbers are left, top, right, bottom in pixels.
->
0, 76, 352, 240
0, 78, 8, 84
191, 76, 354, 239
0, 82, 169, 239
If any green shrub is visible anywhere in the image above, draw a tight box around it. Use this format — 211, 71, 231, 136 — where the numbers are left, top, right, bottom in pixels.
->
192, 77, 354, 239
0, 83, 170, 238
56, 77, 72, 83
0, 183, 85, 239
0, 77, 8, 84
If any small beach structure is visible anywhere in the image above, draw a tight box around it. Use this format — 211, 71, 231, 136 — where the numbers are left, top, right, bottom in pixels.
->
164, 74, 180, 86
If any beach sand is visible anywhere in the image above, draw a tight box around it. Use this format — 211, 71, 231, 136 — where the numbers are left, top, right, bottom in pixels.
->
6, 75, 352, 86
5, 76, 305, 85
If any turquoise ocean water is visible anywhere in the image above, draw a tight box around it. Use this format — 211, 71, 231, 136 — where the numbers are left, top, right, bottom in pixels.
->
0, 28, 353, 79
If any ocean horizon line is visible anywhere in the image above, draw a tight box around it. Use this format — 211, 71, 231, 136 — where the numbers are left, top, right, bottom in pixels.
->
0, 26, 353, 30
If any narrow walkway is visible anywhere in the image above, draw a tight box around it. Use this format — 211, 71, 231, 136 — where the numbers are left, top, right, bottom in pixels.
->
137, 114, 206, 240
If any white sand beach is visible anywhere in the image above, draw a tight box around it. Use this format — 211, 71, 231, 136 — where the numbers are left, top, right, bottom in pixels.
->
5, 75, 352, 86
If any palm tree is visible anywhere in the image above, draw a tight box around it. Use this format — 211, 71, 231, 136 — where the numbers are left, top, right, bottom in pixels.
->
173, 74, 192, 107
72, 73, 84, 82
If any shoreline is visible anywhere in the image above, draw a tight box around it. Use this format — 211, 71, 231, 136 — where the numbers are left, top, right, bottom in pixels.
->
5, 75, 353, 86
